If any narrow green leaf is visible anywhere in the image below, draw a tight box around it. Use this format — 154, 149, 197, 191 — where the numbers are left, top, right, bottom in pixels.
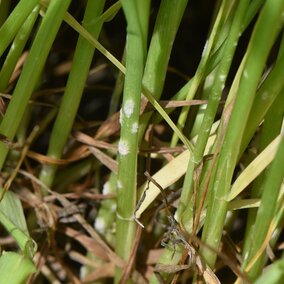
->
227, 135, 281, 201
0, 0, 39, 57
0, 252, 36, 284
92, 1, 121, 24
0, 189, 37, 258
0, 0, 72, 169
254, 258, 284, 284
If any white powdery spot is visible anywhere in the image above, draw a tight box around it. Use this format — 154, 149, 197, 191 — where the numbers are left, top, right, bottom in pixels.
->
123, 99, 135, 118
102, 182, 110, 195
131, 122, 139, 133
243, 70, 248, 79
94, 217, 105, 234
118, 140, 129, 156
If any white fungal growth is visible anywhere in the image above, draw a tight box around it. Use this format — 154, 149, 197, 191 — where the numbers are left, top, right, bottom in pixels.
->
102, 182, 111, 195
94, 217, 105, 233
123, 99, 135, 118
244, 70, 248, 79
131, 122, 139, 133
118, 140, 129, 156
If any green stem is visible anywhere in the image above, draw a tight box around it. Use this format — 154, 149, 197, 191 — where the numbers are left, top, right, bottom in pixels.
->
150, 0, 264, 127
170, 0, 228, 147
200, 0, 284, 267
176, 0, 249, 219
241, 31, 284, 153
62, 5, 191, 148
242, 136, 284, 280
0, 0, 72, 170
242, 89, 284, 268
39, 0, 106, 190
115, 1, 149, 282
0, 0, 39, 57
138, 0, 188, 143
0, 5, 40, 92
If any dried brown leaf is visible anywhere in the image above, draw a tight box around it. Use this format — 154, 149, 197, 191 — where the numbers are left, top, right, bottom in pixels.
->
82, 262, 115, 283
154, 263, 191, 274
60, 227, 109, 261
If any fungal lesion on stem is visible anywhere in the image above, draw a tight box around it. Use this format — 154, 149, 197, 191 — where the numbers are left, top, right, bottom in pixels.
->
118, 139, 129, 156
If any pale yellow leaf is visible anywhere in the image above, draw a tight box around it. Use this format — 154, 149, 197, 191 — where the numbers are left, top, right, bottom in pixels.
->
227, 134, 282, 201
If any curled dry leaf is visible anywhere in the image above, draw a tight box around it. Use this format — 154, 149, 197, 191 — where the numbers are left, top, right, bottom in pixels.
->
154, 263, 191, 273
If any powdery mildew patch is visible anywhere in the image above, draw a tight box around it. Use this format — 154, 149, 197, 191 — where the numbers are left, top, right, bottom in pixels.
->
102, 181, 111, 194
123, 99, 135, 118
94, 217, 105, 234
118, 140, 129, 156
131, 122, 139, 133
